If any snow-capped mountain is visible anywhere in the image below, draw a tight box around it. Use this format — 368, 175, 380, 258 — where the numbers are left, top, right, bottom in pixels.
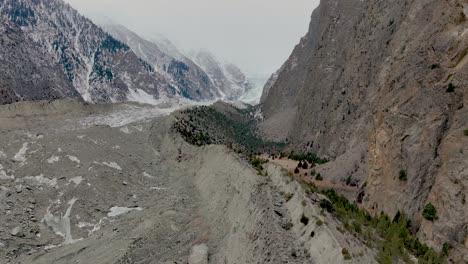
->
189, 50, 252, 100
103, 24, 220, 101
0, 0, 176, 104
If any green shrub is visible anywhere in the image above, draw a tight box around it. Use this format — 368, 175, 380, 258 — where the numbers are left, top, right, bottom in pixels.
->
446, 83, 456, 93
464, 130, 468, 136
342, 248, 352, 260
302, 161, 309, 169
294, 167, 300, 174
422, 203, 437, 221
322, 189, 446, 264
316, 173, 323, 181
316, 219, 324, 226
398, 169, 408, 181
300, 214, 309, 225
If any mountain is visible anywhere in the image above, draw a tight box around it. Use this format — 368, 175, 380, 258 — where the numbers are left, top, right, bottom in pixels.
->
260, 0, 467, 259
103, 24, 220, 101
0, 0, 177, 104
0, 18, 79, 104
190, 50, 252, 100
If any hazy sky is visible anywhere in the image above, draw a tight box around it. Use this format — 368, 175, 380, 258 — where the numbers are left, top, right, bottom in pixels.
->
64, 0, 320, 77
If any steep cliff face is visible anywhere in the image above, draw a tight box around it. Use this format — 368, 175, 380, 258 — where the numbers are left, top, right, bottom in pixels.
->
0, 0, 175, 104
0, 19, 78, 104
104, 24, 220, 101
261, 0, 468, 258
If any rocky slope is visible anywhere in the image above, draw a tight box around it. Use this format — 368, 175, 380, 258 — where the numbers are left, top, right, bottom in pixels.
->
0, 0, 176, 104
0, 18, 79, 105
190, 50, 252, 100
0, 99, 374, 263
260, 0, 468, 260
103, 24, 220, 101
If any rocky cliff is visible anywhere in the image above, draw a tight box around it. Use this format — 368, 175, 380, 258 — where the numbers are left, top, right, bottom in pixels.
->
0, 0, 176, 104
261, 0, 468, 260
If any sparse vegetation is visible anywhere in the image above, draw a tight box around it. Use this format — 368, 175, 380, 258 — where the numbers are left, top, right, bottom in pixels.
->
173, 106, 287, 153
249, 156, 268, 174
422, 203, 437, 221
398, 169, 408, 181
342, 248, 352, 260
446, 83, 456, 93
287, 151, 328, 166
322, 189, 446, 264
316, 219, 324, 226
300, 214, 310, 225
316, 173, 323, 181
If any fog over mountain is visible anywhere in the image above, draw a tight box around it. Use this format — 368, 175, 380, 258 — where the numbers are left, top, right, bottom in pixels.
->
64, 0, 320, 77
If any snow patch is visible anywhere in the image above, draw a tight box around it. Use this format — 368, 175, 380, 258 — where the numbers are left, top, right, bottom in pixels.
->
94, 161, 122, 170
143, 171, 155, 178
14, 142, 29, 162
119, 126, 130, 134
67, 155, 80, 163
150, 187, 167, 191
69, 176, 83, 186
126, 88, 161, 106
0, 164, 14, 180
107, 206, 142, 217
47, 155, 60, 164
42, 198, 82, 245
23, 174, 57, 187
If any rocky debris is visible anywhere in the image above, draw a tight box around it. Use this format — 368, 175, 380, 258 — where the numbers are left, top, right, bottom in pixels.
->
11, 226, 23, 237
0, 99, 379, 263
260, 0, 468, 259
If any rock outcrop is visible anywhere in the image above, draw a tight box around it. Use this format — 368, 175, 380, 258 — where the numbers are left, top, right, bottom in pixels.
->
260, 0, 468, 259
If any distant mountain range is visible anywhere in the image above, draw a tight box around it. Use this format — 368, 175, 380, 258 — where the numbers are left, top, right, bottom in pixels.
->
0, 0, 251, 105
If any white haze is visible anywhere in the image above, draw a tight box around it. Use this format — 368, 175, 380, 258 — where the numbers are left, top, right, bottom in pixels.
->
64, 0, 319, 78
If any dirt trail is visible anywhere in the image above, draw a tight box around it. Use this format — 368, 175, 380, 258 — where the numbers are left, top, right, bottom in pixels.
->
260, 155, 358, 193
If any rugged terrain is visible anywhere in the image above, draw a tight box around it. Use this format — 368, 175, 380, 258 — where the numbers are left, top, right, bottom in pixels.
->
0, 99, 378, 264
190, 50, 252, 100
260, 0, 468, 261
103, 24, 219, 101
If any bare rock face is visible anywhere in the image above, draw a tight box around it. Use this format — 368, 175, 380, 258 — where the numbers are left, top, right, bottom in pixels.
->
260, 0, 467, 257
0, 19, 78, 105
0, 0, 175, 104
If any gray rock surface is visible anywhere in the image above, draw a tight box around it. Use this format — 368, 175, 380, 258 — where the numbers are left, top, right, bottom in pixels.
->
0, 99, 375, 263
260, 0, 467, 259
